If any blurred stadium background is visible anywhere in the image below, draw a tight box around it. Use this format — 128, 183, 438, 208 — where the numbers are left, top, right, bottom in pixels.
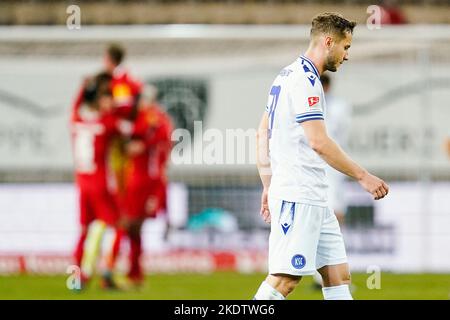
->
0, 0, 449, 299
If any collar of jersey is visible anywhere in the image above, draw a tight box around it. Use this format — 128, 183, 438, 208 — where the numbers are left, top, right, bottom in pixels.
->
299, 55, 320, 78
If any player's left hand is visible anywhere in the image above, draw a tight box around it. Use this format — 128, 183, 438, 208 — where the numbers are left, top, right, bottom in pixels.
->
260, 189, 271, 224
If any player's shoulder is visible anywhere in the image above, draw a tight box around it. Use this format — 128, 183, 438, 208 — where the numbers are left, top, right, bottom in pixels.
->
281, 58, 320, 89
274, 62, 302, 87
296, 56, 321, 88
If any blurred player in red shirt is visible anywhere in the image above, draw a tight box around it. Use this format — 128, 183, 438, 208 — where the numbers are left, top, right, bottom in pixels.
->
72, 73, 114, 267
71, 72, 132, 288
111, 85, 173, 286
71, 42, 141, 213
71, 44, 142, 289
103, 44, 143, 207
103, 44, 142, 120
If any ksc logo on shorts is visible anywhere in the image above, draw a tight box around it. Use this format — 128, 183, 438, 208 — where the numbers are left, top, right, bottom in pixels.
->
291, 254, 306, 269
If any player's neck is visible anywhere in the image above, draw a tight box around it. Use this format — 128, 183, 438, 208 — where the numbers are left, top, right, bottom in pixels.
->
303, 48, 325, 76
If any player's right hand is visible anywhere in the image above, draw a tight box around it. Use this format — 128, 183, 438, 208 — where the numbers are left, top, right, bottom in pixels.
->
260, 189, 271, 224
358, 171, 389, 200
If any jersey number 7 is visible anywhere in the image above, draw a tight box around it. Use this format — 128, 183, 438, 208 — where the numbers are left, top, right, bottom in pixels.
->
268, 85, 281, 139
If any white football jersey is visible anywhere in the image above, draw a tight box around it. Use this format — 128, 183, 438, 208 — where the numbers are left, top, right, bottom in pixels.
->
266, 55, 328, 206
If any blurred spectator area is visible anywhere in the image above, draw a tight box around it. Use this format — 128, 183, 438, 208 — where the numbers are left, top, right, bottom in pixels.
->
0, 0, 449, 25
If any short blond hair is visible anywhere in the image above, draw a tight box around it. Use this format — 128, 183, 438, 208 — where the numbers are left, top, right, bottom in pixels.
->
311, 13, 356, 40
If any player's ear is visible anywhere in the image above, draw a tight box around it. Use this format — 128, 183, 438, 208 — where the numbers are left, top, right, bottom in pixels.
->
324, 36, 333, 49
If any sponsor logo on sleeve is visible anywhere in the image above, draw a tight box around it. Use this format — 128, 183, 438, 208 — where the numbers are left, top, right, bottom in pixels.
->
308, 96, 320, 107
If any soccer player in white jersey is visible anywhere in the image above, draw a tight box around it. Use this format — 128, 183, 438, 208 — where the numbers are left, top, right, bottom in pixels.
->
254, 13, 389, 300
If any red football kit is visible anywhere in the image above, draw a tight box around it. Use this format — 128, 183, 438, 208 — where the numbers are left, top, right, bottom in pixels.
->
110, 68, 142, 119
71, 105, 120, 227
123, 104, 173, 220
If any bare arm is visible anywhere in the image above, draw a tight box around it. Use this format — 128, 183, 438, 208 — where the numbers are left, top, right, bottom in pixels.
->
257, 112, 271, 189
301, 120, 389, 200
256, 112, 271, 223
446, 137, 450, 159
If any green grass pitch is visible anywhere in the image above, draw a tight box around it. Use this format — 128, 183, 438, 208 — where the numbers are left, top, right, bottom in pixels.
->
0, 272, 449, 300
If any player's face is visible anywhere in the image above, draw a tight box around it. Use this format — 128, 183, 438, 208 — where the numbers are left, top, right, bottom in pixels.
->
325, 32, 352, 72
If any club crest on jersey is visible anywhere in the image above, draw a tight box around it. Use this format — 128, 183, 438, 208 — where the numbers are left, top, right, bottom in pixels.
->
308, 96, 320, 107
291, 254, 306, 269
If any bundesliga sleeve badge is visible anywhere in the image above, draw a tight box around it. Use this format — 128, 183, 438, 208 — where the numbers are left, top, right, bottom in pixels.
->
308, 96, 320, 107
